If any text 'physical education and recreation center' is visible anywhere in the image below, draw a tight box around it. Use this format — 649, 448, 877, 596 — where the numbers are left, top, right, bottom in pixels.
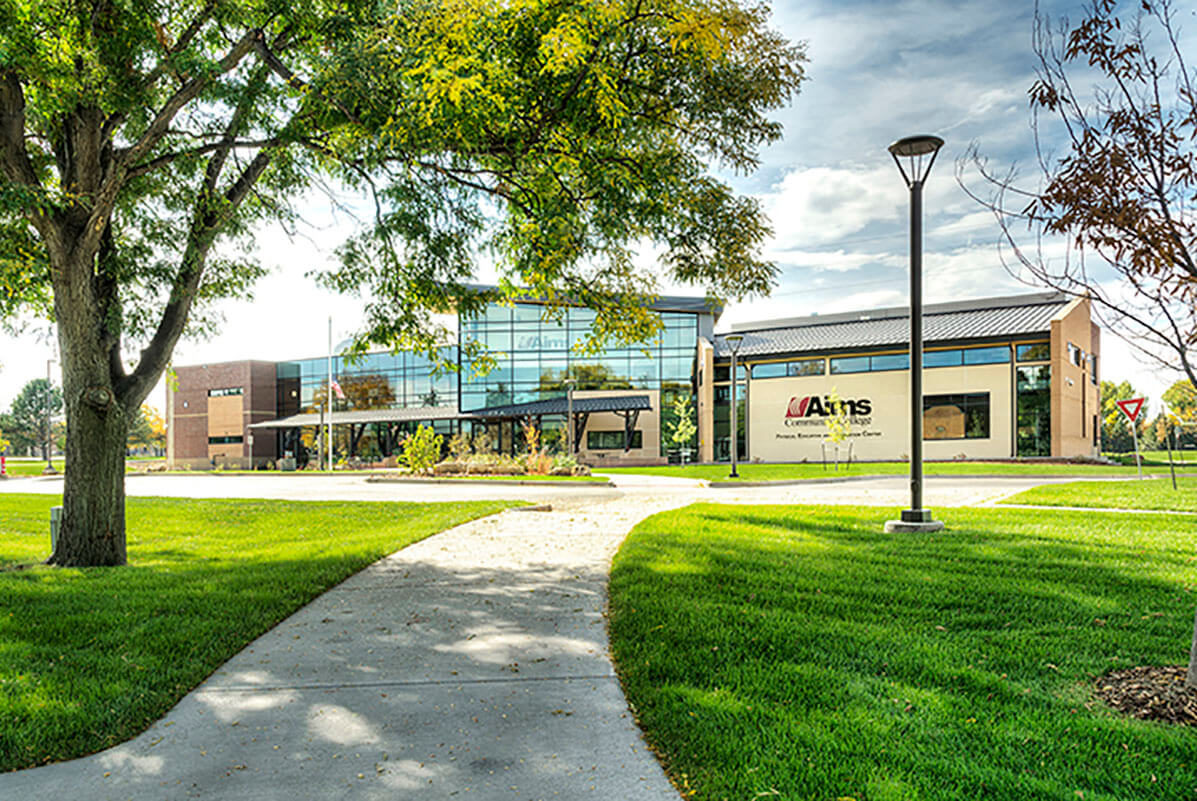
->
166, 289, 1101, 469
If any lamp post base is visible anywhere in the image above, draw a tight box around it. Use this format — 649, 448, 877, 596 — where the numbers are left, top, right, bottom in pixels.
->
884, 509, 944, 533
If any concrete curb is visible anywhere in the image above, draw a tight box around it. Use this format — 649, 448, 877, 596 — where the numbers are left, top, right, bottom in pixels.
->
365, 476, 614, 488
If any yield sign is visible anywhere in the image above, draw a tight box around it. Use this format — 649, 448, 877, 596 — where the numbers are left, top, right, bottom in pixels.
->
1116, 397, 1145, 422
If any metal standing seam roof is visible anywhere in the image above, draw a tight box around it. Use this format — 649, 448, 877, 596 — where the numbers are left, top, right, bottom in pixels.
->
472, 394, 652, 418
714, 293, 1070, 359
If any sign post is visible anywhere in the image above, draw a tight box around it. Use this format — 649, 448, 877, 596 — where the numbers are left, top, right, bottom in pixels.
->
1116, 397, 1145, 479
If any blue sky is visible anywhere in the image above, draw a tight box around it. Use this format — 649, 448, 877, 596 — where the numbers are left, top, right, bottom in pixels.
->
0, 0, 1178, 411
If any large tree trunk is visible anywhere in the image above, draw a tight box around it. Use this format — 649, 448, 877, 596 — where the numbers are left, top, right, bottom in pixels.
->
48, 365, 129, 567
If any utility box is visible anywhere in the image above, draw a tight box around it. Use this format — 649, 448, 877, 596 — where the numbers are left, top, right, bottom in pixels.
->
50, 506, 63, 554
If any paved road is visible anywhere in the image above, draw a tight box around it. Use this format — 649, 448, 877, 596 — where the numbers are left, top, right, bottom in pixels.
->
0, 471, 1091, 800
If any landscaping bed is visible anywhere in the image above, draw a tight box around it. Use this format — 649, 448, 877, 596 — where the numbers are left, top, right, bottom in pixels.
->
0, 494, 516, 771
609, 503, 1197, 800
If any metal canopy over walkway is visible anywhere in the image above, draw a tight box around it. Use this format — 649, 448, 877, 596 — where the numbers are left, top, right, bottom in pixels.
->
473, 394, 652, 453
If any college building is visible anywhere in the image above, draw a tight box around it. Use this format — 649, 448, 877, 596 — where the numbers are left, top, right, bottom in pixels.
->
166, 289, 1101, 469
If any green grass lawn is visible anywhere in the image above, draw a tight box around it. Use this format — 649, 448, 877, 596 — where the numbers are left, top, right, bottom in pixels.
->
1106, 450, 1197, 466
0, 494, 516, 771
2, 460, 64, 477
599, 461, 1177, 482
609, 504, 1197, 801
1003, 477, 1197, 513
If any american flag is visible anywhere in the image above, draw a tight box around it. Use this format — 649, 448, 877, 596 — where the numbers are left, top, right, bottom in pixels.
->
330, 379, 346, 400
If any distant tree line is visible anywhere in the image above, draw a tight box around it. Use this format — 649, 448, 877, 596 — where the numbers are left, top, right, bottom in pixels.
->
1101, 379, 1197, 453
1, 378, 164, 458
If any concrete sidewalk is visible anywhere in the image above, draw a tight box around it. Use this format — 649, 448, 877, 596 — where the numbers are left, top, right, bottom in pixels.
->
0, 496, 686, 801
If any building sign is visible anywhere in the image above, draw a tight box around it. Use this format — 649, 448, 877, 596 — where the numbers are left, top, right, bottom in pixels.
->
780, 394, 879, 440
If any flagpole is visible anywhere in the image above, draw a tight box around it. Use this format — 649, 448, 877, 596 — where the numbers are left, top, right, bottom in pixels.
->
327, 316, 333, 472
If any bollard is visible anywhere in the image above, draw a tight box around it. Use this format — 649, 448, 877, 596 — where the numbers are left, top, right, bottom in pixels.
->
50, 506, 63, 554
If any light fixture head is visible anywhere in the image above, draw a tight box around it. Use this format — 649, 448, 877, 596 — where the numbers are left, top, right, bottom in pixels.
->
724, 333, 745, 356
888, 134, 945, 187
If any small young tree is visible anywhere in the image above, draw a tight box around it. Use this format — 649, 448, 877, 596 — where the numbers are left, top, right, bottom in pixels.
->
400, 425, 442, 476
823, 388, 851, 470
666, 393, 697, 464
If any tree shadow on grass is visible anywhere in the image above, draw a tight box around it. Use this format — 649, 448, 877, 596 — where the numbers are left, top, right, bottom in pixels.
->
609, 503, 1197, 801
0, 554, 659, 801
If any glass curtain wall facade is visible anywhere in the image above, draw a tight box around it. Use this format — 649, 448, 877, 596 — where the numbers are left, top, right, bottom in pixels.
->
460, 302, 700, 456
275, 347, 460, 462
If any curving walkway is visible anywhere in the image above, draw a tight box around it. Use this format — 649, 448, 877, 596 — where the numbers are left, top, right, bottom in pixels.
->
0, 471, 1095, 799
0, 495, 689, 800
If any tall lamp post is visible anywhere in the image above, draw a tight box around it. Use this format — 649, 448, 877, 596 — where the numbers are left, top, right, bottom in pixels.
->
564, 378, 576, 454
885, 135, 945, 533
725, 334, 744, 478
43, 358, 58, 475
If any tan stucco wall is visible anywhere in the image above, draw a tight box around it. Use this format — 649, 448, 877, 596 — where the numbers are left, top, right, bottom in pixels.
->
1050, 297, 1101, 458
573, 388, 662, 466
745, 360, 1014, 462
697, 337, 715, 462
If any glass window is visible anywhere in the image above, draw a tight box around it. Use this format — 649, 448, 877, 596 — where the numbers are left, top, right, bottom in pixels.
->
1016, 342, 1050, 361
513, 332, 542, 351
485, 329, 512, 353
485, 305, 511, 324
830, 356, 870, 374
963, 346, 1010, 365
1089, 354, 1098, 384
752, 362, 787, 379
512, 360, 541, 383
207, 435, 244, 444
587, 430, 644, 450
789, 358, 824, 377
1068, 342, 1084, 366
870, 353, 909, 371
924, 349, 962, 368
208, 387, 244, 397
513, 304, 541, 323
923, 393, 990, 440
1017, 365, 1051, 456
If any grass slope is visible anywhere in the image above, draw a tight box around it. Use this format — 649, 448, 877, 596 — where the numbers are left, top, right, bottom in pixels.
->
1003, 478, 1197, 513
610, 504, 1197, 801
598, 462, 1178, 482
0, 494, 515, 771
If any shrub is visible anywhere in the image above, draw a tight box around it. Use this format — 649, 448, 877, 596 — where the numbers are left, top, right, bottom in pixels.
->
400, 425, 443, 475
448, 432, 473, 462
522, 422, 553, 475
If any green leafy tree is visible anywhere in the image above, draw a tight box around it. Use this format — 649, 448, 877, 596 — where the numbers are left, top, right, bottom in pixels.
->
0, 1, 805, 565
400, 424, 443, 475
126, 404, 164, 453
9, 378, 62, 461
1099, 380, 1147, 454
0, 411, 34, 457
1162, 379, 1197, 449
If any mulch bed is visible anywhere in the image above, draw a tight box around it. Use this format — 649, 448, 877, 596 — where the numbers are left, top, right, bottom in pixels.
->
1095, 666, 1197, 726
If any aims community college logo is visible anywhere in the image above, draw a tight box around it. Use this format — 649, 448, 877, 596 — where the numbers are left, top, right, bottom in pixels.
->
785, 395, 872, 418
